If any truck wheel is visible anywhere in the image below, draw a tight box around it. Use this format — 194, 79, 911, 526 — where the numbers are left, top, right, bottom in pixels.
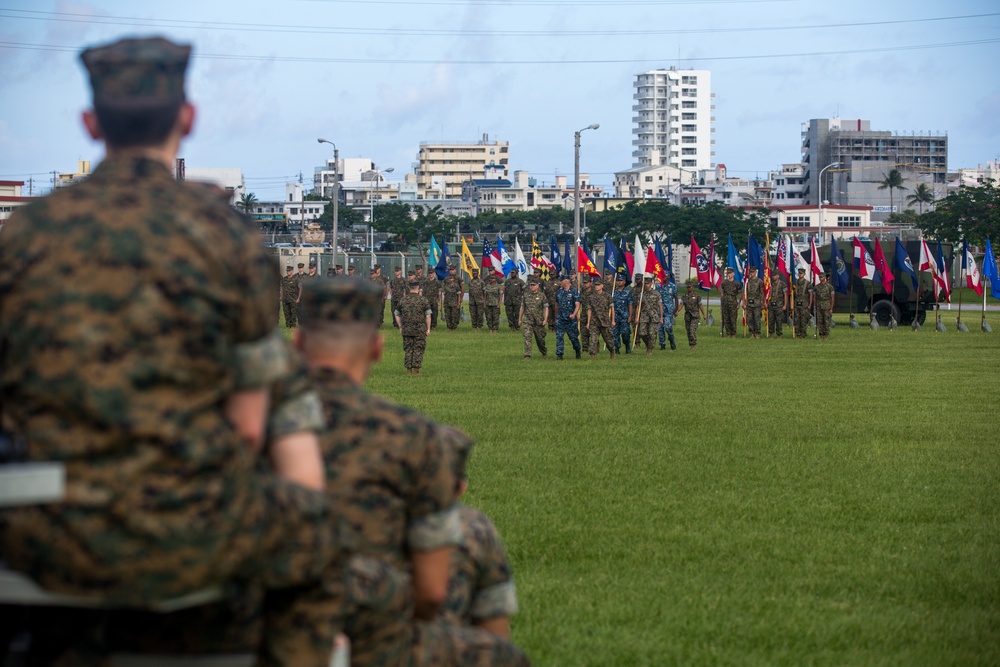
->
872, 299, 900, 327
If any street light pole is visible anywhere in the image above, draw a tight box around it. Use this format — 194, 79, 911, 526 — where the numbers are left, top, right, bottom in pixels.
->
369, 165, 393, 262
817, 161, 840, 244
574, 123, 600, 263
317, 138, 340, 264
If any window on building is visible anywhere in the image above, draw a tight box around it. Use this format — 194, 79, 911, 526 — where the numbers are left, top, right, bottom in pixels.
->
682, 101, 696, 109
682, 113, 696, 120
786, 215, 811, 227
682, 136, 697, 144
682, 124, 697, 132
645, 176, 653, 182
682, 160, 697, 167
682, 148, 697, 155
837, 215, 861, 227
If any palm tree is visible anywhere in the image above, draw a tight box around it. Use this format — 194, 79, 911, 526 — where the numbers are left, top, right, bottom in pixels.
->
238, 191, 258, 215
877, 169, 907, 213
905, 183, 935, 215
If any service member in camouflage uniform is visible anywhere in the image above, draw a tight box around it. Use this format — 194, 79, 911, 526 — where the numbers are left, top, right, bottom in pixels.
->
554, 276, 582, 360
484, 274, 503, 333
586, 280, 616, 360
503, 271, 523, 330
543, 275, 559, 332
519, 279, 549, 359
280, 263, 301, 328
442, 459, 519, 639
719, 267, 741, 338
0, 36, 349, 666
423, 269, 442, 329
679, 278, 706, 348
468, 268, 486, 331
812, 271, 835, 339
306, 261, 319, 281
443, 265, 464, 331
389, 266, 407, 329
744, 266, 764, 338
793, 268, 811, 339
767, 272, 788, 338
394, 280, 433, 375
296, 279, 528, 667
656, 277, 679, 350
634, 274, 663, 355
578, 276, 594, 355
611, 276, 634, 354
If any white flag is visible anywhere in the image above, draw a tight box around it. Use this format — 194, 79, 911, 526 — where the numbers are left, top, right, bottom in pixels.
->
514, 238, 529, 282
634, 234, 647, 280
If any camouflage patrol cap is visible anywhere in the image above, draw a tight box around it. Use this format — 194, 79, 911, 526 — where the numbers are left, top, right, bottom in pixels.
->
472, 268, 480, 274
408, 279, 421, 288
80, 37, 191, 110
285, 264, 293, 271
797, 268, 806, 274
685, 278, 698, 286
298, 262, 305, 268
299, 277, 383, 325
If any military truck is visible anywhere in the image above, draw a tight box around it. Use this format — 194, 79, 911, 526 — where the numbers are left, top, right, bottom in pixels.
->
804, 238, 954, 326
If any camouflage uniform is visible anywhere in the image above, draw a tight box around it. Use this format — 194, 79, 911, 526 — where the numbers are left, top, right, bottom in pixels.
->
578, 281, 593, 355
503, 276, 524, 330
611, 285, 634, 353
395, 289, 432, 372
768, 276, 787, 338
520, 285, 549, 358
656, 280, 678, 350
443, 272, 464, 330
793, 275, 811, 338
543, 278, 559, 332
635, 282, 662, 354
554, 284, 582, 359
745, 275, 764, 337
0, 35, 348, 666
281, 268, 300, 328
468, 273, 486, 330
423, 274, 441, 329
813, 279, 835, 338
484, 277, 503, 332
719, 277, 740, 337
680, 288, 702, 347
441, 505, 519, 628
587, 288, 615, 357
389, 272, 407, 328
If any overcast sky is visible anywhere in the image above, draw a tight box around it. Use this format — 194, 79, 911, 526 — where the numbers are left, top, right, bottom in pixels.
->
1, 0, 998, 199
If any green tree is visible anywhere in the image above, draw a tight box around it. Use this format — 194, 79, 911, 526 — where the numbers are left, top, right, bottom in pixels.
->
370, 203, 453, 266
878, 169, 908, 213
905, 183, 935, 215
917, 181, 1000, 244
238, 191, 258, 215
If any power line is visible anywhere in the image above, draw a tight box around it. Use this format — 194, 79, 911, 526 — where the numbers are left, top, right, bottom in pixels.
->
1, 37, 996, 65
0, 8, 995, 39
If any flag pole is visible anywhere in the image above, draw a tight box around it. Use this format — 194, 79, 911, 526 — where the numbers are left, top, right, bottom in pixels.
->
632, 287, 644, 349
982, 270, 988, 330
957, 263, 965, 329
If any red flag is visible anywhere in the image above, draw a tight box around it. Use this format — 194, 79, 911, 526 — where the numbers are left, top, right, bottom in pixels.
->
644, 245, 668, 285
809, 235, 824, 285
690, 235, 711, 289
578, 245, 601, 277
873, 238, 894, 296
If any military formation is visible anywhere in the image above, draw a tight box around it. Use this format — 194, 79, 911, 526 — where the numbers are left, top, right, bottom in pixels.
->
0, 36, 527, 666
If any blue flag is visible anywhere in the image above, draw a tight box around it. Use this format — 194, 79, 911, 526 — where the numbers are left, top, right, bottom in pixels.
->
429, 235, 442, 268
745, 235, 765, 278
603, 237, 617, 275
496, 235, 516, 277
894, 237, 918, 291
435, 239, 451, 280
984, 238, 1000, 299
563, 238, 573, 275
727, 234, 744, 285
617, 237, 632, 285
550, 236, 561, 278
829, 239, 849, 294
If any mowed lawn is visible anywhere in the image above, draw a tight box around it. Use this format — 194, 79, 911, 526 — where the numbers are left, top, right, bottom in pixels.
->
362, 312, 1000, 666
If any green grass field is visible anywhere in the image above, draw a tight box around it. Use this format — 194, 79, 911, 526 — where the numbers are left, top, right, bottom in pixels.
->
360, 310, 999, 666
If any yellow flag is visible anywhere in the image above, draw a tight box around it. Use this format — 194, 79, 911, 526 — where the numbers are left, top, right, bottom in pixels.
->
460, 237, 478, 278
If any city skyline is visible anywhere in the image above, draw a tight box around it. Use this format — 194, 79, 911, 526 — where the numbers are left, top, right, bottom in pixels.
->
1, 0, 998, 199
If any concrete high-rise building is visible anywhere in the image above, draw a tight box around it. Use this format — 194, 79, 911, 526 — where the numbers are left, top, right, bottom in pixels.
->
800, 118, 948, 220
413, 135, 509, 199
632, 68, 715, 170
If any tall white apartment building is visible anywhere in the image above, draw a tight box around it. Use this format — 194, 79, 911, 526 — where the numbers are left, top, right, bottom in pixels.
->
632, 68, 715, 170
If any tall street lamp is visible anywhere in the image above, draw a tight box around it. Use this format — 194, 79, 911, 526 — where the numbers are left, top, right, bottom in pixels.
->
574, 123, 600, 262
817, 161, 841, 245
317, 138, 340, 261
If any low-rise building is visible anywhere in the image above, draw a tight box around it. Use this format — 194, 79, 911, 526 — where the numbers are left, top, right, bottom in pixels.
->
0, 181, 33, 230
